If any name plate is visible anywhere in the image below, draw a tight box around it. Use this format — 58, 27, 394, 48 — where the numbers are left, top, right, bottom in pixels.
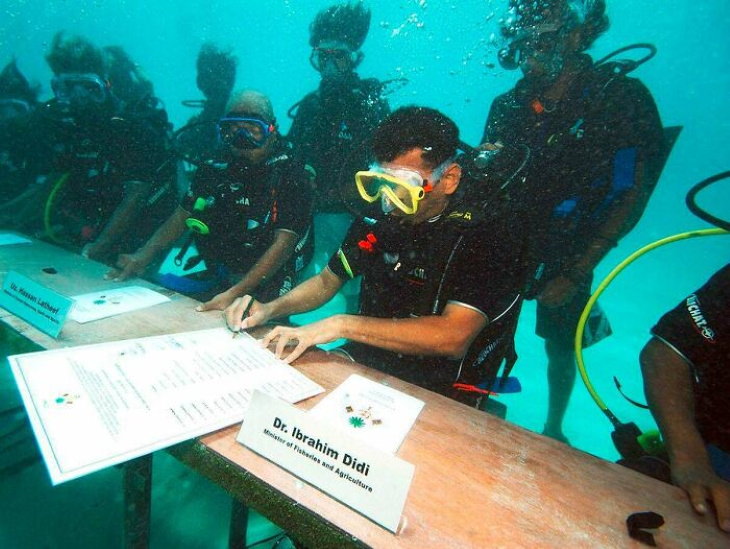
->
238, 390, 415, 533
0, 271, 73, 337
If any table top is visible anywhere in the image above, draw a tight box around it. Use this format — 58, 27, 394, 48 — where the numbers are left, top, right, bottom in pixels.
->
2, 235, 728, 548
0, 235, 222, 349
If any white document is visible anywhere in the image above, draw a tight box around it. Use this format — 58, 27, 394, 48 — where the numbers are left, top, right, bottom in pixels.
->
0, 232, 32, 246
309, 374, 424, 454
9, 328, 324, 484
69, 286, 170, 323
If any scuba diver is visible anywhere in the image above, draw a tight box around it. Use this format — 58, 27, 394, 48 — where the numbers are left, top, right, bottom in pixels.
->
640, 263, 730, 533
287, 1, 390, 313
483, 0, 671, 443
108, 90, 314, 313
224, 106, 528, 408
0, 59, 41, 207
176, 43, 238, 169
0, 32, 176, 263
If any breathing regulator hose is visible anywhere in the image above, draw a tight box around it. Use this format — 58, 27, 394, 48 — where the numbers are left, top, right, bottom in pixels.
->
43, 173, 71, 244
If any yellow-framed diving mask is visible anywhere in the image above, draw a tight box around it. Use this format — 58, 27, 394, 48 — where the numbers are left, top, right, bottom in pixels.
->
355, 165, 435, 215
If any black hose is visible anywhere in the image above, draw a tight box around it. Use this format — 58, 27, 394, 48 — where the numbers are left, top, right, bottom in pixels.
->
685, 170, 730, 231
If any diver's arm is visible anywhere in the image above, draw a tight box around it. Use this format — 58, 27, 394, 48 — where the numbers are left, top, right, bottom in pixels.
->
261, 302, 487, 364
225, 267, 344, 332
641, 338, 730, 531
538, 160, 651, 306
136, 205, 191, 261
538, 171, 648, 307
84, 180, 151, 260
109, 205, 190, 281
0, 180, 50, 229
641, 338, 706, 468
566, 160, 650, 281
197, 229, 298, 311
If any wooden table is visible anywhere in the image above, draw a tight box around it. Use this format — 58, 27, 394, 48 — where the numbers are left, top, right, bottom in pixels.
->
2, 236, 727, 548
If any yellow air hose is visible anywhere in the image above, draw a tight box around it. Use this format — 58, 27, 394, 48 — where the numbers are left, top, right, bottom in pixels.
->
574, 227, 729, 422
43, 173, 70, 244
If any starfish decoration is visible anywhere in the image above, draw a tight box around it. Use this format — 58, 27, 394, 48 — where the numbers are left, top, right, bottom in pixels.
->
348, 416, 365, 428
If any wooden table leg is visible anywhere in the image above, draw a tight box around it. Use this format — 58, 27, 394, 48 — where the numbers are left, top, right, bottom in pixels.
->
123, 455, 153, 549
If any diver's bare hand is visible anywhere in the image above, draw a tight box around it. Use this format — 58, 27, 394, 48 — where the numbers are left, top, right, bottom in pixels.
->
196, 290, 236, 312
537, 275, 580, 308
261, 318, 341, 364
107, 252, 149, 281
672, 460, 730, 532
476, 141, 503, 151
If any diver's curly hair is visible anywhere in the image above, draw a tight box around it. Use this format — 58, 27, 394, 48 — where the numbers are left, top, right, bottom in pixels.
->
571, 0, 609, 50
309, 1, 372, 51
45, 31, 106, 76
503, 0, 609, 51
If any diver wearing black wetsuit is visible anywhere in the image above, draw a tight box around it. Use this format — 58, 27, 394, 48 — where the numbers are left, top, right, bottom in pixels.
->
641, 264, 730, 532
4, 33, 176, 263
328, 207, 525, 402
648, 265, 730, 460
483, 0, 666, 442
179, 146, 313, 302
36, 92, 177, 258
289, 73, 389, 214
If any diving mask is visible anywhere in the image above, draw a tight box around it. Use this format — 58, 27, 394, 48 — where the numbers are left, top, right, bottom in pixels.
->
498, 25, 562, 70
51, 73, 109, 104
355, 162, 446, 215
310, 38, 360, 77
216, 113, 276, 150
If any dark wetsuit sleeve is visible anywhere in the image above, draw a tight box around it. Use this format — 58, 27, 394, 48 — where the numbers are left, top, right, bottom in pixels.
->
650, 265, 730, 375
326, 218, 367, 280
271, 164, 313, 237
442, 224, 525, 320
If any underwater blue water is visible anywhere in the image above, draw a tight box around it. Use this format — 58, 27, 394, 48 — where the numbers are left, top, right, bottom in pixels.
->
1, 1, 729, 546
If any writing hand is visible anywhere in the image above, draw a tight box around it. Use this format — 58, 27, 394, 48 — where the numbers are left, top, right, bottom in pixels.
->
224, 295, 269, 332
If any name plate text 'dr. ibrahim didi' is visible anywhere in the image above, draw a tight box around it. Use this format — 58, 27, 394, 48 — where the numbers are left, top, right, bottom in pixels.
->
238, 390, 414, 533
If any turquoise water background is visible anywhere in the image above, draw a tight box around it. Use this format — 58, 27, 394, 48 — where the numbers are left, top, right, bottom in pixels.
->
1, 0, 729, 546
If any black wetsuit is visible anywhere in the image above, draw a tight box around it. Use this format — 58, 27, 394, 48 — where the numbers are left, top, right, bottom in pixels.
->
180, 146, 313, 301
34, 96, 177, 259
326, 203, 527, 403
483, 55, 665, 345
0, 111, 46, 204
288, 74, 390, 213
651, 264, 730, 454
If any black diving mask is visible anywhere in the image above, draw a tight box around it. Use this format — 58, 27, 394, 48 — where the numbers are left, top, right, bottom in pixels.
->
498, 28, 562, 70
